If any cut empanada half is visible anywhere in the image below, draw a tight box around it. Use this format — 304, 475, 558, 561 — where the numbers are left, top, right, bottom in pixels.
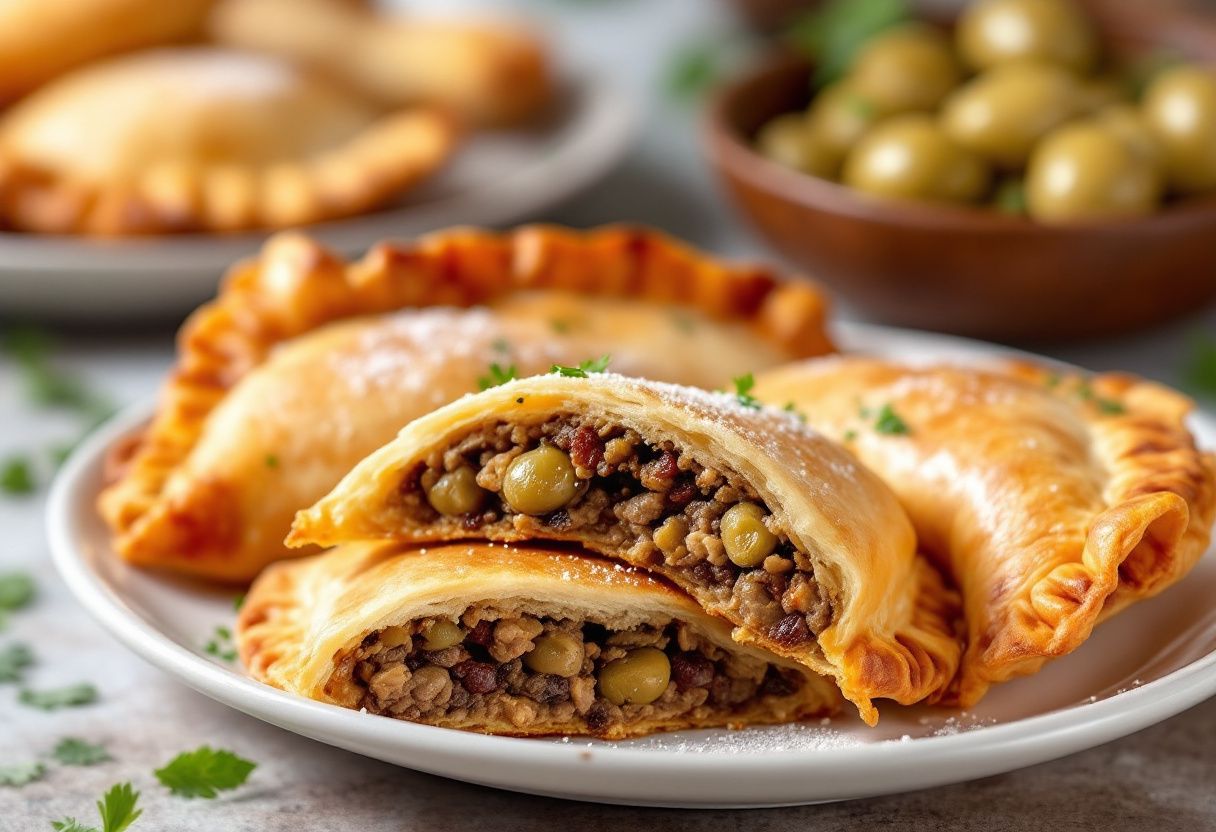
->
0, 47, 456, 235
290, 374, 962, 724
752, 356, 1216, 706
238, 541, 839, 738
99, 225, 833, 582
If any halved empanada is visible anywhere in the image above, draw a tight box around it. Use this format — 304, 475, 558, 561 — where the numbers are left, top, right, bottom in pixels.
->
0, 48, 456, 234
209, 0, 551, 127
752, 357, 1216, 705
99, 226, 833, 582
238, 541, 839, 738
289, 374, 962, 724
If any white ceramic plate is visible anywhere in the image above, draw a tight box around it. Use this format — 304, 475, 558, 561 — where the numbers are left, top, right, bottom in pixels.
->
48, 323, 1216, 808
1, 74, 634, 321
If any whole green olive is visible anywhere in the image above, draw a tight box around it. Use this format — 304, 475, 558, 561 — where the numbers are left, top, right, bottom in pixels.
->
849, 24, 961, 114
598, 647, 671, 706
425, 466, 487, 517
421, 619, 465, 651
524, 632, 584, 677
755, 113, 838, 177
1142, 65, 1216, 194
653, 515, 688, 554
806, 82, 884, 161
957, 0, 1097, 73
1026, 121, 1162, 222
1095, 104, 1162, 168
501, 444, 578, 515
941, 62, 1084, 168
843, 114, 990, 203
719, 502, 778, 568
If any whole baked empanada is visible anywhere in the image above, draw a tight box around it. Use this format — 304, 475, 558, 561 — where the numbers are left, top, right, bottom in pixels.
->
289, 374, 962, 724
99, 226, 833, 583
238, 541, 839, 738
752, 357, 1216, 705
209, 0, 551, 127
0, 48, 456, 234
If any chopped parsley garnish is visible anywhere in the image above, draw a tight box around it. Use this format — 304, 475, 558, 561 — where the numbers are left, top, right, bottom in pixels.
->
732, 373, 761, 410
668, 311, 697, 334
1, 457, 35, 495
19, 682, 98, 710
490, 337, 511, 355
0, 572, 35, 611
53, 738, 112, 766
477, 362, 518, 391
155, 747, 256, 799
551, 356, 611, 378
1043, 372, 1062, 388
203, 625, 237, 663
782, 401, 807, 422
0, 642, 34, 682
994, 179, 1027, 216
549, 319, 572, 334
665, 38, 723, 99
872, 403, 911, 435
1075, 381, 1125, 415
2, 326, 113, 423
232, 594, 246, 612
1183, 332, 1216, 399
0, 761, 45, 787
843, 429, 858, 442
52, 782, 142, 832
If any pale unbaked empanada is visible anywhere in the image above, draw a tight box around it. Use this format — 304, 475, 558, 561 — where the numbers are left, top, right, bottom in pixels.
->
752, 357, 1216, 705
238, 541, 839, 738
0, 48, 456, 234
99, 226, 833, 583
289, 374, 962, 724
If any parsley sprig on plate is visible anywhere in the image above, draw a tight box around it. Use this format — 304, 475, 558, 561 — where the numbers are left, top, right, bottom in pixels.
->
731, 374, 762, 410
477, 362, 518, 391
551, 356, 611, 378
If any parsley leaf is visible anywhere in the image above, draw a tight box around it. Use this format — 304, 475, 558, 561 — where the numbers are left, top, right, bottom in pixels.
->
0, 572, 35, 610
53, 782, 143, 832
490, 337, 511, 355
19, 682, 98, 710
1183, 332, 1216, 399
550, 356, 611, 378
155, 747, 256, 799
0, 761, 45, 786
785, 0, 911, 87
732, 373, 761, 410
477, 362, 518, 391
873, 403, 911, 435
1075, 381, 1125, 415
994, 179, 1027, 216
203, 624, 238, 664
666, 39, 723, 99
1, 457, 35, 495
549, 318, 572, 334
232, 594, 246, 612
843, 429, 858, 442
264, 454, 279, 469
53, 738, 112, 766
782, 401, 807, 422
0, 642, 34, 682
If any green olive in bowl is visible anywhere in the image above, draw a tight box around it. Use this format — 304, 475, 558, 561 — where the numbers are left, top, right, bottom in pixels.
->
806, 82, 884, 161
843, 113, 990, 203
756, 113, 839, 177
1094, 104, 1162, 167
957, 0, 1097, 73
1142, 65, 1216, 194
942, 61, 1084, 168
1026, 120, 1162, 222
850, 24, 961, 114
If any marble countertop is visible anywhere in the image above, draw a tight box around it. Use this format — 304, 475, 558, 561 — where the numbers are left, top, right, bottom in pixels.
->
3, 0, 1216, 828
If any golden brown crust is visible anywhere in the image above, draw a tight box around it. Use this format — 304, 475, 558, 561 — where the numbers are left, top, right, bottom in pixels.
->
238, 541, 840, 738
98, 225, 833, 580
753, 356, 1216, 706
0, 48, 458, 235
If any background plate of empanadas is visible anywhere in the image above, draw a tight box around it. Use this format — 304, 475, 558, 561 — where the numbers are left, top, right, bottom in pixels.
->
47, 322, 1216, 808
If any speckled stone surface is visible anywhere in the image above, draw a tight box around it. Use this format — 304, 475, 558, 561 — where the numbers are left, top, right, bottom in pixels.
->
4, 0, 1216, 827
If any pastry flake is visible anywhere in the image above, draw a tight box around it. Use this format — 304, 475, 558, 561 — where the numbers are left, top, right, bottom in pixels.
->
238, 541, 840, 738
752, 356, 1216, 705
289, 374, 962, 724
0, 48, 457, 235
98, 226, 834, 582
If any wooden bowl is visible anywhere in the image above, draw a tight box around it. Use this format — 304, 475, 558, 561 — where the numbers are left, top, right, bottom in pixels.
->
705, 39, 1216, 341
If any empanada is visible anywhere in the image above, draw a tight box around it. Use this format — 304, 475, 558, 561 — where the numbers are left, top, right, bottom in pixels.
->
0, 0, 213, 104
0, 48, 456, 235
289, 374, 962, 724
752, 357, 1216, 705
238, 541, 839, 738
99, 226, 833, 583
209, 0, 551, 127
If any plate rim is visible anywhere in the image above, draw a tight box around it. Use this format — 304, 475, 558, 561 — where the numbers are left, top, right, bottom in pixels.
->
47, 321, 1216, 807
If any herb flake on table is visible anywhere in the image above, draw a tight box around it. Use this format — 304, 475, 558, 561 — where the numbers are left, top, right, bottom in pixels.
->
872, 403, 911, 435
1, 761, 45, 786
52, 782, 142, 832
53, 738, 112, 766
2, 326, 114, 422
0, 642, 34, 682
155, 747, 256, 799
19, 682, 98, 710
551, 356, 611, 378
0, 572, 35, 610
1, 457, 35, 495
478, 362, 518, 391
732, 373, 761, 410
204, 625, 238, 663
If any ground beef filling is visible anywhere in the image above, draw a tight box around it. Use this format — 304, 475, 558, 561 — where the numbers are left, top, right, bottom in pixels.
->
347, 608, 806, 735
397, 416, 835, 647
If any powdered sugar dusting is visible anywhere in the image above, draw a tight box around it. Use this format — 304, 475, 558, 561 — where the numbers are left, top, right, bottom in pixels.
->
554, 722, 864, 754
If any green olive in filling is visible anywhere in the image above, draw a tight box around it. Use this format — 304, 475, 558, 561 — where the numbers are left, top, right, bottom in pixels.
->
720, 502, 778, 568
426, 466, 486, 517
653, 516, 688, 554
501, 444, 579, 515
421, 619, 465, 651
524, 633, 584, 677
598, 647, 672, 706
